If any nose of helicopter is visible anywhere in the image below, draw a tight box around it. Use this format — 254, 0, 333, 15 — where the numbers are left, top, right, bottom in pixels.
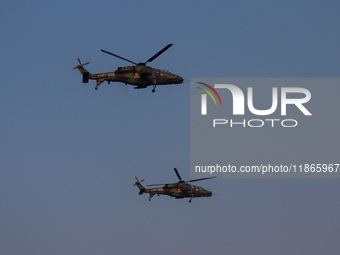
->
206, 191, 213, 197
175, 76, 184, 84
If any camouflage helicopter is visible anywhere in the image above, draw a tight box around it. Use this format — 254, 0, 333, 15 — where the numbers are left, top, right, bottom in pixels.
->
133, 168, 216, 203
73, 44, 183, 93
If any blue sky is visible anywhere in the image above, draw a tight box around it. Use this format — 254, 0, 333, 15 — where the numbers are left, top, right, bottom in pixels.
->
1, 1, 340, 255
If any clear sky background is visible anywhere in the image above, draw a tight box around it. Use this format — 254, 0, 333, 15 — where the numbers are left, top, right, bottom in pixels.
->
1, 1, 339, 255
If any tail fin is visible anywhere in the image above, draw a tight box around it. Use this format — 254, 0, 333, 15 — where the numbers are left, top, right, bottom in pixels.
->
73, 58, 91, 83
133, 177, 146, 195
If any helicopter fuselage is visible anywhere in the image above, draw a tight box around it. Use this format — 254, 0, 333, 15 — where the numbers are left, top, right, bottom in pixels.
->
92, 65, 182, 87
133, 168, 215, 203
148, 183, 212, 199
135, 180, 212, 202
74, 44, 183, 92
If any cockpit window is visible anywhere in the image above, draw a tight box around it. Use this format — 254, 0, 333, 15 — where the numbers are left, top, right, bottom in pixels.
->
116, 66, 134, 73
192, 185, 203, 190
153, 68, 173, 75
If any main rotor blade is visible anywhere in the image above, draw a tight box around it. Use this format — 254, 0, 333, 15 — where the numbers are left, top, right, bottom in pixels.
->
188, 176, 217, 183
101, 49, 138, 65
147, 183, 167, 187
145, 44, 173, 64
174, 168, 182, 181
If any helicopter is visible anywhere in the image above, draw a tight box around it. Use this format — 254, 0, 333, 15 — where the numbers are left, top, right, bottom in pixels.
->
73, 44, 183, 93
133, 168, 216, 203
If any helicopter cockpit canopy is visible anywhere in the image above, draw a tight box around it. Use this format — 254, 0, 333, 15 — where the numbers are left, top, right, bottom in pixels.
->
192, 185, 205, 191
116, 66, 134, 72
153, 68, 175, 76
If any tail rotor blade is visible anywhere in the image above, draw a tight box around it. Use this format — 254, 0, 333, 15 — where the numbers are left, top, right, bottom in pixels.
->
73, 58, 90, 70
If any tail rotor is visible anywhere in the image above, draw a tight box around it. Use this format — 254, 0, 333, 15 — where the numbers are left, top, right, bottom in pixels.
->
73, 57, 90, 70
133, 177, 145, 186
133, 177, 146, 195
